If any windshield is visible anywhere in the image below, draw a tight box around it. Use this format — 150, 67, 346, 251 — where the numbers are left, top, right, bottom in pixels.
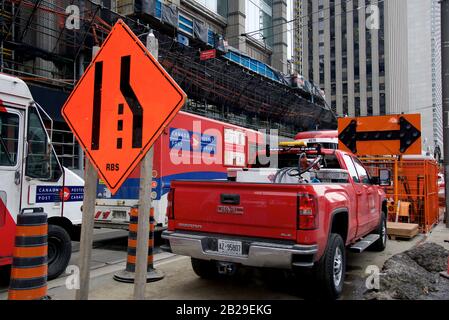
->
0, 111, 19, 166
26, 106, 62, 181
278, 152, 342, 170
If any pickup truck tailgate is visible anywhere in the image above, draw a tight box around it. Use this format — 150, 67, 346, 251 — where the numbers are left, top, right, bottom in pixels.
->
170, 181, 299, 241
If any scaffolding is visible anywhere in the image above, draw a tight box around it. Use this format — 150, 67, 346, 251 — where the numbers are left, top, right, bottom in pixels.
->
154, 29, 336, 136
1, 0, 337, 164
0, 0, 112, 88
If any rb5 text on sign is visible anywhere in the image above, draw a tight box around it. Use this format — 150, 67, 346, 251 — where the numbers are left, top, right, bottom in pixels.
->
62, 20, 187, 194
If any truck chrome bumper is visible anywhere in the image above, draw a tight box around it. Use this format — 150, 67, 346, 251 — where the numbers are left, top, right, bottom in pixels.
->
162, 231, 318, 268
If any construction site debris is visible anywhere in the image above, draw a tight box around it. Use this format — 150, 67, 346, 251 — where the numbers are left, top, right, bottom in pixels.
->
364, 243, 449, 300
387, 222, 420, 240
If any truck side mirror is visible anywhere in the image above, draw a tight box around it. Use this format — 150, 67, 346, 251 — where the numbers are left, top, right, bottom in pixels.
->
378, 168, 392, 186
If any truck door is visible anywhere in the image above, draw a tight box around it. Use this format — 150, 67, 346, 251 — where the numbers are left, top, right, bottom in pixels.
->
342, 154, 376, 237
0, 107, 24, 260
352, 157, 379, 231
21, 105, 63, 217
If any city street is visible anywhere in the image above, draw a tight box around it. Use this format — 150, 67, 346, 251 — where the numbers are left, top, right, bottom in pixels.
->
1, 0, 449, 305
3, 226, 446, 300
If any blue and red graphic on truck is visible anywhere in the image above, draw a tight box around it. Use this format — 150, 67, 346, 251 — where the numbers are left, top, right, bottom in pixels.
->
35, 186, 84, 203
95, 111, 263, 229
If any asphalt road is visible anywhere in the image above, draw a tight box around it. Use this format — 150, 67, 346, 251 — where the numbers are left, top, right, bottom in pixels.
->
0, 228, 427, 300
69, 228, 165, 270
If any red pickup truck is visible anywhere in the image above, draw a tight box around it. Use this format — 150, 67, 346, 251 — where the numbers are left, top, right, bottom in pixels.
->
162, 146, 389, 299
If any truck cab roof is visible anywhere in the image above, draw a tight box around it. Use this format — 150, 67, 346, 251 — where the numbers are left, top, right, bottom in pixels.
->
0, 73, 33, 107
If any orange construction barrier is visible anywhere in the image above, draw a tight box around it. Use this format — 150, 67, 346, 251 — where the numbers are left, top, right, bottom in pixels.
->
8, 208, 48, 300
361, 156, 440, 233
113, 206, 164, 283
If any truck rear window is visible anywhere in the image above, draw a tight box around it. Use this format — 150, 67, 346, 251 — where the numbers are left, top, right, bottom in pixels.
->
278, 154, 342, 170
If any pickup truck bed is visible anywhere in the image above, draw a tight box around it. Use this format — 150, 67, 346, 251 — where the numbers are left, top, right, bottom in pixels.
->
163, 149, 387, 299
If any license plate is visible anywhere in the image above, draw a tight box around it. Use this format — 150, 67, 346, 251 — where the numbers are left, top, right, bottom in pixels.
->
112, 210, 127, 220
217, 239, 242, 256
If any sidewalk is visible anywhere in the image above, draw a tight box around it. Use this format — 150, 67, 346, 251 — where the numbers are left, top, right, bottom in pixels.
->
425, 222, 449, 251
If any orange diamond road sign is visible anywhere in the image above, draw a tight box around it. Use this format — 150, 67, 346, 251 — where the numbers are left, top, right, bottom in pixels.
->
338, 114, 422, 156
62, 20, 187, 194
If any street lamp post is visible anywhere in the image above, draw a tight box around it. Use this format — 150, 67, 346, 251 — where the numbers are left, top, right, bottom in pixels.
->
441, 0, 449, 228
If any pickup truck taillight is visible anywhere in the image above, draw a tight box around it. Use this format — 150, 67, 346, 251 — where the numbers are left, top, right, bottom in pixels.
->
297, 193, 318, 230
166, 189, 174, 219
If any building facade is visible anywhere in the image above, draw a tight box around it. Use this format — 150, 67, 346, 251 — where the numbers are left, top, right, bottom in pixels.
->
3, 0, 336, 175
431, 0, 443, 153
119, 0, 290, 73
293, 0, 443, 154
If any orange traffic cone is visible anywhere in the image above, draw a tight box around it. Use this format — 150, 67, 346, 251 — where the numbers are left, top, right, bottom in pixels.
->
113, 206, 164, 283
8, 208, 49, 300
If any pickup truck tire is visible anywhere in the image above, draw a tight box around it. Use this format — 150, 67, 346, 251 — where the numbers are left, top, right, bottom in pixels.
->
370, 211, 387, 252
314, 233, 346, 300
191, 258, 218, 279
47, 224, 72, 280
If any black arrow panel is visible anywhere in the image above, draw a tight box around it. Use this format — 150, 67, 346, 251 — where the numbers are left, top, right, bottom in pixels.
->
338, 117, 421, 154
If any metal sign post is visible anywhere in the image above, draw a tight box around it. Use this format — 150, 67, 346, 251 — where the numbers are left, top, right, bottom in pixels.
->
75, 46, 100, 300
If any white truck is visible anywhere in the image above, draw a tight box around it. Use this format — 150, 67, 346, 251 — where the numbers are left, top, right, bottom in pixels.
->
0, 73, 84, 280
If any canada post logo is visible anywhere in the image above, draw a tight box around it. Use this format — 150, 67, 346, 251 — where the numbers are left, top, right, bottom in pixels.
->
169, 128, 216, 154
36, 186, 84, 203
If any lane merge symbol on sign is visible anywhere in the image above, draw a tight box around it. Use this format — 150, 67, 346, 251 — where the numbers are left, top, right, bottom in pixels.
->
91, 56, 144, 151
338, 114, 422, 156
62, 20, 187, 194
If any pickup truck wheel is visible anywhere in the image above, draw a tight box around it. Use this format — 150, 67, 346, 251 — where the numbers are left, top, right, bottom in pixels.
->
314, 233, 346, 300
191, 258, 218, 279
47, 225, 72, 280
370, 211, 387, 252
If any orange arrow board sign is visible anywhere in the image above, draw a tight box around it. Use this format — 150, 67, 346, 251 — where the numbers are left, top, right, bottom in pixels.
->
62, 20, 187, 194
338, 114, 422, 156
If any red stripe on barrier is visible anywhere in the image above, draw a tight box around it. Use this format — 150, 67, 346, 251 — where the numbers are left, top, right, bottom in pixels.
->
8, 286, 47, 300
13, 245, 48, 258
14, 225, 48, 237
11, 265, 48, 279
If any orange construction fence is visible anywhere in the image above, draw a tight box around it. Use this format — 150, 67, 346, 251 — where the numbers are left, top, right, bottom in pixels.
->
360, 156, 439, 233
